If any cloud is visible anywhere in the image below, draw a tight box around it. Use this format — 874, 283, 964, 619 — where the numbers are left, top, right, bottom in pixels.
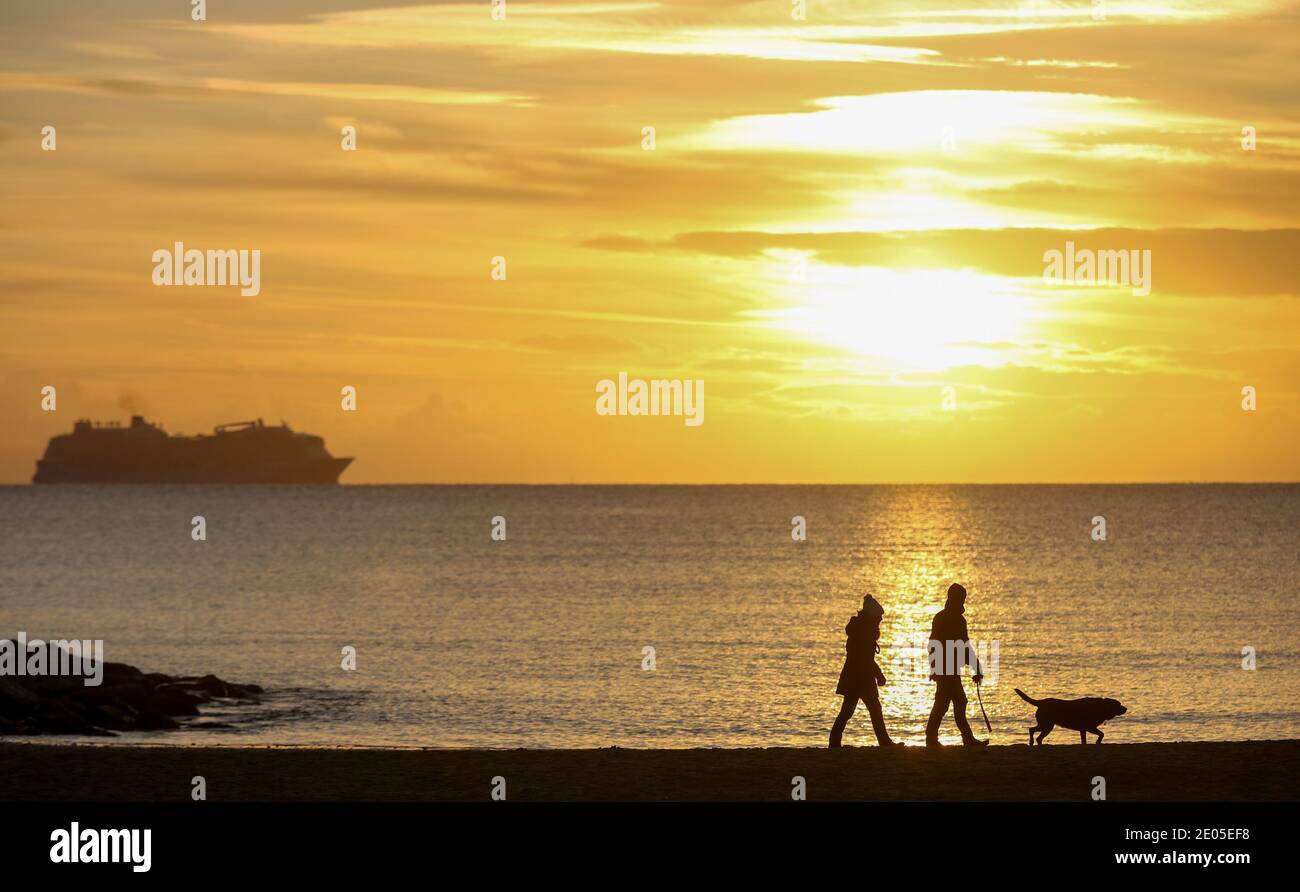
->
585, 227, 1300, 297
0, 72, 530, 106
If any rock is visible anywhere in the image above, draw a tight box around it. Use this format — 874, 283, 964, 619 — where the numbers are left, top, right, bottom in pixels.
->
18, 674, 85, 697
148, 687, 201, 717
100, 662, 145, 685
86, 681, 153, 710
0, 641, 260, 737
35, 701, 93, 734
157, 680, 212, 703
0, 676, 41, 709
93, 703, 136, 729
190, 675, 231, 698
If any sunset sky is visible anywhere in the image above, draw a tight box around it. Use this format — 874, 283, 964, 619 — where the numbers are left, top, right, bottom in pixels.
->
1, 0, 1297, 483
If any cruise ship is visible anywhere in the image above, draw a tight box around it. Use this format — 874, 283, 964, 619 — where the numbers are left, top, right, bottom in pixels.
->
33, 416, 352, 484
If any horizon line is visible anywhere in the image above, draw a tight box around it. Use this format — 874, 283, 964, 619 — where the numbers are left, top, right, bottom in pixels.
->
5, 480, 1299, 487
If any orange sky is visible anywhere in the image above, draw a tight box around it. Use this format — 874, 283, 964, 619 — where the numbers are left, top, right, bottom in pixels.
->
1, 0, 1297, 482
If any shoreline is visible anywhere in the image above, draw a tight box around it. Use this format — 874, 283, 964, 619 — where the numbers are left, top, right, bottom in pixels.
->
3, 739, 1296, 802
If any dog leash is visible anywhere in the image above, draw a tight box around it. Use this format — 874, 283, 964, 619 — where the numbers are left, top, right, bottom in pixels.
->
975, 681, 993, 736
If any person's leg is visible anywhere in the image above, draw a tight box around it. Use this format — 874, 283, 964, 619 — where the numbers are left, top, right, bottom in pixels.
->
829, 695, 857, 748
925, 684, 950, 745
863, 683, 896, 745
951, 684, 985, 745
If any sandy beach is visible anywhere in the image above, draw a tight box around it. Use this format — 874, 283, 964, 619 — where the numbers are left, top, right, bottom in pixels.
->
2, 740, 1295, 802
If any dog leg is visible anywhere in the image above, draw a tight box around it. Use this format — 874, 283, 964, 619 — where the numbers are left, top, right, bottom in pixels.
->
1079, 730, 1087, 744
1028, 726, 1037, 747
1036, 725, 1052, 745
1095, 729, 1104, 744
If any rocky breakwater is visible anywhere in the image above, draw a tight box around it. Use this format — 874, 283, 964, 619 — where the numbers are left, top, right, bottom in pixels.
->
0, 638, 261, 736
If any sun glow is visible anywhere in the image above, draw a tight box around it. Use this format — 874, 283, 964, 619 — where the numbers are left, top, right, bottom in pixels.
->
758, 267, 1034, 372
689, 91, 1150, 157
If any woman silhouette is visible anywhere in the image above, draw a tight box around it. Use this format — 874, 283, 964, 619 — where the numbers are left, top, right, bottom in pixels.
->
829, 595, 900, 747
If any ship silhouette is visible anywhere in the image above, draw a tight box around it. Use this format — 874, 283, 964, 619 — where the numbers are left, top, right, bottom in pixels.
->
33, 416, 352, 484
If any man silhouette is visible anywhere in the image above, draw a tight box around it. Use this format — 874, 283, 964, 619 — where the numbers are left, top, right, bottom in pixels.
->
926, 583, 988, 747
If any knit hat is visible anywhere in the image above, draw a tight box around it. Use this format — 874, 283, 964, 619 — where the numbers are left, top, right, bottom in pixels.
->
861, 595, 884, 622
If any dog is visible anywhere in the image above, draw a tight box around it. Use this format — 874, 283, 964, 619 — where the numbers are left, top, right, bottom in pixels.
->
1015, 688, 1127, 745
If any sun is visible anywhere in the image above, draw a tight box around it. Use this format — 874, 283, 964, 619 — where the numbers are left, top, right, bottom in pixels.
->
759, 265, 1033, 372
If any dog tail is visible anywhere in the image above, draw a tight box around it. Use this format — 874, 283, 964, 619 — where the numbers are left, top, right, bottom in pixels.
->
1014, 688, 1040, 706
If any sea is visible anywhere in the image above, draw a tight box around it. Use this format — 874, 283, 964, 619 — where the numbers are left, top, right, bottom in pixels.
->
2, 484, 1297, 748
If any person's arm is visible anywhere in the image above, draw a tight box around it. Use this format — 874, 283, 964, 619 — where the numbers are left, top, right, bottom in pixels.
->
959, 616, 984, 682
927, 615, 942, 678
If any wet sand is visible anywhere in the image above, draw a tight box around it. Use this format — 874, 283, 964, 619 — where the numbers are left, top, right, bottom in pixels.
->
1, 740, 1295, 802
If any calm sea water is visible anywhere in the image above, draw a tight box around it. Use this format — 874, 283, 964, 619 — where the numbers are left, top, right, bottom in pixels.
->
1, 485, 1297, 748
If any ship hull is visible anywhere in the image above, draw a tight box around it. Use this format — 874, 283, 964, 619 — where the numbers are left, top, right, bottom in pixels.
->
34, 457, 351, 484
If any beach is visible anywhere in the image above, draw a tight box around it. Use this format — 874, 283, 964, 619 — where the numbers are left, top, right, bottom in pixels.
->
3, 740, 1295, 802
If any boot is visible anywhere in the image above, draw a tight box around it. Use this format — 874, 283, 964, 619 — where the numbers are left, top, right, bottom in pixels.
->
866, 703, 900, 747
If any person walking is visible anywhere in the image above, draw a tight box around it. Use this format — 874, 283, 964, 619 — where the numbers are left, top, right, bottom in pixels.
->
925, 583, 988, 747
830, 595, 900, 747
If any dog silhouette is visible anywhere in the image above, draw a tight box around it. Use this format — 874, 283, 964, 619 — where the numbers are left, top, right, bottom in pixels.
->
1015, 688, 1127, 745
